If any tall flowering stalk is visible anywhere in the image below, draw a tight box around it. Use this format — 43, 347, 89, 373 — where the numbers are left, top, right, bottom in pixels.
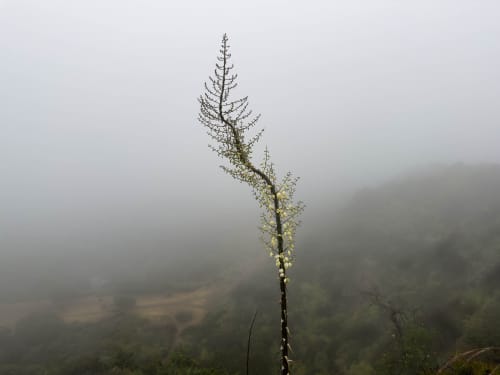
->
198, 34, 304, 375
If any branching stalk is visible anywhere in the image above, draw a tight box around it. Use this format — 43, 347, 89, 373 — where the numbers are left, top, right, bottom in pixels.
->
198, 34, 304, 375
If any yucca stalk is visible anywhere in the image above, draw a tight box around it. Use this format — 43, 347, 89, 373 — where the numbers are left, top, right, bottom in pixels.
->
198, 34, 304, 375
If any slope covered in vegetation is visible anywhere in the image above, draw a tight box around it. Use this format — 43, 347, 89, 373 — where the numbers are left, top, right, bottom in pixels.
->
185, 163, 500, 374
2, 164, 500, 374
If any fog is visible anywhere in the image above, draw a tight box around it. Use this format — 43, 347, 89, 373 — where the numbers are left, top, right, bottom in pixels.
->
1, 0, 500, 267
4, 3, 500, 373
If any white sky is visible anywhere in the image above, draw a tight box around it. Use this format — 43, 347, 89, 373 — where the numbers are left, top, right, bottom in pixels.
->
1, 0, 499, 256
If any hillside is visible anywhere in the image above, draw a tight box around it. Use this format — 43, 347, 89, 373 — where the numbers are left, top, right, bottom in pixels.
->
2, 163, 500, 374
185, 163, 500, 374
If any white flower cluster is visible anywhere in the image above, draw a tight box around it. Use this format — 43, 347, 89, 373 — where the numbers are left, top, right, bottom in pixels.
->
198, 34, 303, 284
199, 34, 301, 375
257, 163, 304, 283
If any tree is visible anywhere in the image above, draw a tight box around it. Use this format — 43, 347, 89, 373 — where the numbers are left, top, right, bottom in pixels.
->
363, 288, 437, 375
198, 34, 304, 375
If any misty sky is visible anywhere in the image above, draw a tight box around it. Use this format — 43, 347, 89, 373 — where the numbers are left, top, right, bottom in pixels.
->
1, 1, 500, 258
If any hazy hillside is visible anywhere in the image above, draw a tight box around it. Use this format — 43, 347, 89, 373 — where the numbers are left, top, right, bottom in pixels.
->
185, 163, 500, 374
2, 164, 500, 374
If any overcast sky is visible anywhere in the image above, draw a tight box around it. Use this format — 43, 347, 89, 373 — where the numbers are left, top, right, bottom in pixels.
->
1, 1, 500, 258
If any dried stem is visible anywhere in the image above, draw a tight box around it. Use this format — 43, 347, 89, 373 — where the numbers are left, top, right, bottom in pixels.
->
199, 34, 303, 375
